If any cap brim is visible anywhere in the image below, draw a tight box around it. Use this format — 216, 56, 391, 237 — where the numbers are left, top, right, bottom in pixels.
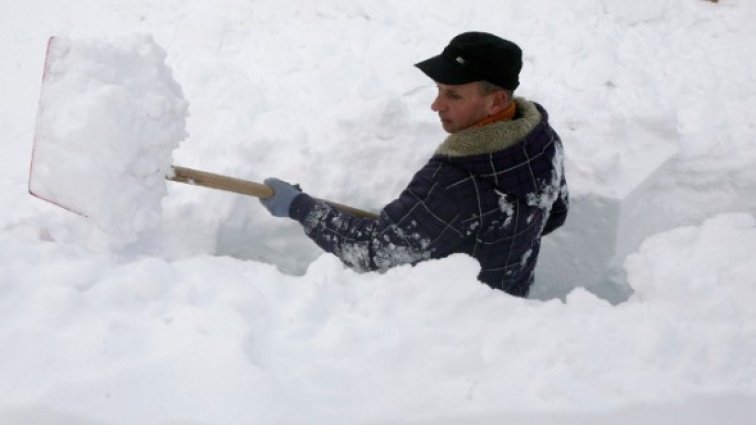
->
415, 54, 480, 85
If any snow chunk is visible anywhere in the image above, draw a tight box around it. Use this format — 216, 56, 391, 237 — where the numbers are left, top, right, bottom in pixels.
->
625, 213, 756, 312
29, 34, 188, 245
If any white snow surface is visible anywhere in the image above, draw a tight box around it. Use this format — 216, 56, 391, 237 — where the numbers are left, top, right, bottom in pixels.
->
1, 0, 756, 424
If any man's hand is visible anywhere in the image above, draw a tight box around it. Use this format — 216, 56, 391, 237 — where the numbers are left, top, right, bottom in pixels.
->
260, 177, 303, 217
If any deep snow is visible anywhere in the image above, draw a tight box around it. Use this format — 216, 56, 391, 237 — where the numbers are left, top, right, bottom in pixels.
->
1, 0, 756, 424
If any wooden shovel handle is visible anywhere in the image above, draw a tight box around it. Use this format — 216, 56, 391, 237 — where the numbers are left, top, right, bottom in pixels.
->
168, 165, 379, 220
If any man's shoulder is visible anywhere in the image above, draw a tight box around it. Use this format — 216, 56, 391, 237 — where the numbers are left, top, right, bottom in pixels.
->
406, 157, 469, 191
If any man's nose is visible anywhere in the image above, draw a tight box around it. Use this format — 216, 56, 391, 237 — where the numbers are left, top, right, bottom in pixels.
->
431, 96, 444, 112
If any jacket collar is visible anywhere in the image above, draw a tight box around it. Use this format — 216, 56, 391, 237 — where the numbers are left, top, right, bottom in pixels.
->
435, 97, 541, 157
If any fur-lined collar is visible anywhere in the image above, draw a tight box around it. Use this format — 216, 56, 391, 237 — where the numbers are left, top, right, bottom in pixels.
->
435, 97, 541, 157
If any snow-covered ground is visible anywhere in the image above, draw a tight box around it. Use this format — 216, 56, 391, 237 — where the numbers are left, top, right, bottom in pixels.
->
2, 0, 756, 424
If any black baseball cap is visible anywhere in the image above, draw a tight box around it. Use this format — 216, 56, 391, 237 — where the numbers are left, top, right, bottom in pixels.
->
415, 32, 522, 91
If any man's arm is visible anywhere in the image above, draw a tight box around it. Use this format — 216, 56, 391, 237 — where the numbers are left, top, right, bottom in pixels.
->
289, 176, 463, 272
542, 174, 568, 236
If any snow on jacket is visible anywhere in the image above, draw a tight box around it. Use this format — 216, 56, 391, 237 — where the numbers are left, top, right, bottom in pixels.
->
289, 98, 568, 296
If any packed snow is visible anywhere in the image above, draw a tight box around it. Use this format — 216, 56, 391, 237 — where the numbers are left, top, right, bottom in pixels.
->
1, 0, 755, 424
29, 35, 188, 246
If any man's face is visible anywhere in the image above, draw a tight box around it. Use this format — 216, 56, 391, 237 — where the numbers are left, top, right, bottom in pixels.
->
431, 82, 494, 133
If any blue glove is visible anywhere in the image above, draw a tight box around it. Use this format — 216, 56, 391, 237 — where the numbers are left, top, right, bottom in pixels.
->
260, 177, 303, 217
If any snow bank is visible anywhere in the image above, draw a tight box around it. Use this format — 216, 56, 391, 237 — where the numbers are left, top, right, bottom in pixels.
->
29, 34, 188, 246
1, 215, 755, 424
627, 213, 756, 309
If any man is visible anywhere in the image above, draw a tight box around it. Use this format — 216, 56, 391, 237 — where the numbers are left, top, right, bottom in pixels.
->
260, 32, 568, 297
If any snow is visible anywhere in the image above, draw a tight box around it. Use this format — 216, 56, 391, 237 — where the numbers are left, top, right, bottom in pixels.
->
29, 35, 188, 246
1, 0, 755, 424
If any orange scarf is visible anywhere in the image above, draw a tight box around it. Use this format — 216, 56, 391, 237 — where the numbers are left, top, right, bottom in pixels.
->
472, 101, 517, 129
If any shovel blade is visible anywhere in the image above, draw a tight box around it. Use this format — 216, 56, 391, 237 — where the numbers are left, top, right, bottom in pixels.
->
28, 36, 86, 216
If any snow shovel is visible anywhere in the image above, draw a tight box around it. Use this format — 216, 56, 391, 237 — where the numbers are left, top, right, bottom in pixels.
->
28, 35, 378, 229
167, 166, 378, 219
29, 158, 378, 222
29, 161, 379, 221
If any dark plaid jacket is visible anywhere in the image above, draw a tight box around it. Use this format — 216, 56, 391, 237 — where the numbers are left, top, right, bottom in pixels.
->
289, 98, 568, 296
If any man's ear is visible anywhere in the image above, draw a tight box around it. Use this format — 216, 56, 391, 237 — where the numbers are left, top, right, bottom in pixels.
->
487, 90, 510, 115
